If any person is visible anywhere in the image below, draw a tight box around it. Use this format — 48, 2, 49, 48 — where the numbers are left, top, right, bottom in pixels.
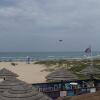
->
26, 56, 30, 64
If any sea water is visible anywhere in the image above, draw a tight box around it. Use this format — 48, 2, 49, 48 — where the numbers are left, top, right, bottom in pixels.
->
0, 51, 100, 61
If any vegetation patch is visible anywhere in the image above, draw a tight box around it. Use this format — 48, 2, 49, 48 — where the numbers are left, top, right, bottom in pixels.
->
35, 59, 100, 79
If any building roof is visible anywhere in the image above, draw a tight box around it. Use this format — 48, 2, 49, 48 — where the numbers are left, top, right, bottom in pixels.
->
0, 68, 19, 78
46, 68, 78, 81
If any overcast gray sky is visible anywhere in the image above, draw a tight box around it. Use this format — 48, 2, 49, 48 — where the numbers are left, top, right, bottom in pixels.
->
0, 0, 100, 52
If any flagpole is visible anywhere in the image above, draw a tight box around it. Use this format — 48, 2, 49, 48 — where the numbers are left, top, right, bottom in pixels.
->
84, 45, 93, 66
90, 45, 93, 66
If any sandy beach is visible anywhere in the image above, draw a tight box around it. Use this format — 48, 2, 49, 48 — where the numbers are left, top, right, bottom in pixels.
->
0, 62, 50, 84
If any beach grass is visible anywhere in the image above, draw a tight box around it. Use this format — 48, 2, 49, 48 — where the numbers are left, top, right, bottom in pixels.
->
34, 59, 100, 79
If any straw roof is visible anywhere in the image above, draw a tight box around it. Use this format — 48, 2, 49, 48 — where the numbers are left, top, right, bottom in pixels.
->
79, 65, 100, 75
0, 85, 52, 100
0, 68, 19, 78
0, 77, 27, 92
46, 68, 78, 81
0, 78, 52, 100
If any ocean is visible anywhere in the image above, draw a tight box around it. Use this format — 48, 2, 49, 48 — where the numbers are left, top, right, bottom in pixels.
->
0, 51, 100, 61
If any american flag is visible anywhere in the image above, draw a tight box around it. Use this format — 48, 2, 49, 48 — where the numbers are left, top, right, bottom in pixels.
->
85, 47, 91, 53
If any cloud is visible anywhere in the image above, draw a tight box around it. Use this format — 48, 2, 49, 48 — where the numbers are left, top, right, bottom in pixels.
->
0, 0, 17, 7
0, 0, 100, 51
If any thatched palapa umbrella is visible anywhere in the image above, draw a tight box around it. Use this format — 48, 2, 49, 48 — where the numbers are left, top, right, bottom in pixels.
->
0, 69, 52, 100
46, 68, 78, 81
0, 68, 19, 79
0, 77, 27, 92
46, 68, 78, 96
78, 65, 100, 88
78, 65, 100, 78
0, 79, 52, 100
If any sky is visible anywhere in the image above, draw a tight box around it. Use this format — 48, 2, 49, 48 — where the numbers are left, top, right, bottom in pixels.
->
0, 0, 100, 52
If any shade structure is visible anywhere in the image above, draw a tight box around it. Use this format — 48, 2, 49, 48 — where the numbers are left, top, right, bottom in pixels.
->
0, 68, 19, 78
79, 65, 100, 76
0, 77, 52, 100
0, 77, 27, 92
46, 68, 78, 81
0, 84, 52, 100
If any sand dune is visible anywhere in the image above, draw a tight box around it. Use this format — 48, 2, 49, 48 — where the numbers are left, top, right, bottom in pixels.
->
0, 62, 50, 84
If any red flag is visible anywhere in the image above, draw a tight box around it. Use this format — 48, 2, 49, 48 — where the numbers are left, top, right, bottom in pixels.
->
85, 47, 91, 53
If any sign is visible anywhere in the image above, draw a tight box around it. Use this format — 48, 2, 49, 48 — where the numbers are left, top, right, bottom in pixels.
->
70, 82, 78, 85
60, 91, 67, 97
32, 82, 62, 92
90, 88, 96, 93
